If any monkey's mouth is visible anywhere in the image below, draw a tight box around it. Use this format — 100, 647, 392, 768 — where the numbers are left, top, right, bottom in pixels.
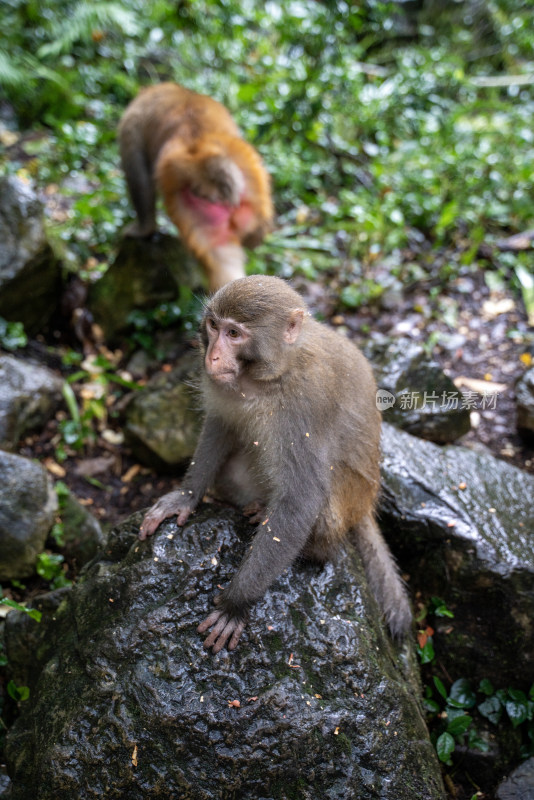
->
208, 370, 237, 384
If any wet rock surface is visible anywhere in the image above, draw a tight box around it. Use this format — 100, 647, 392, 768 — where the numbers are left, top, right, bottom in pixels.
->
496, 756, 534, 800
88, 234, 203, 340
0, 355, 64, 451
0, 176, 61, 333
124, 352, 201, 468
380, 423, 534, 687
4, 508, 444, 800
365, 337, 471, 443
0, 451, 57, 581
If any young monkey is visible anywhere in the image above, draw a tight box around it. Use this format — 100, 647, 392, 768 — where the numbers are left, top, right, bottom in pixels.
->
140, 276, 412, 653
118, 83, 273, 291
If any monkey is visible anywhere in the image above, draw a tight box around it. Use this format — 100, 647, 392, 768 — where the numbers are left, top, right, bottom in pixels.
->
139, 275, 412, 653
118, 83, 274, 291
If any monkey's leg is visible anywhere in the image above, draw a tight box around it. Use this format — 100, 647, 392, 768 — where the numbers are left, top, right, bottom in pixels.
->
119, 132, 157, 237
353, 515, 412, 638
203, 243, 246, 290
139, 417, 234, 539
199, 490, 324, 652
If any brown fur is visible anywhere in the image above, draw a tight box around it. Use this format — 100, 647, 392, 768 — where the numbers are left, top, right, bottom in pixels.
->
140, 276, 411, 652
119, 83, 273, 290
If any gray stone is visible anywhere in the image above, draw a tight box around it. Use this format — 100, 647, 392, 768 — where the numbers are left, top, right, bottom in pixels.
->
380, 423, 534, 687
88, 234, 203, 340
0, 176, 61, 333
4, 509, 445, 800
0, 451, 57, 580
59, 491, 105, 568
0, 355, 64, 451
496, 757, 534, 800
366, 337, 471, 443
124, 353, 202, 467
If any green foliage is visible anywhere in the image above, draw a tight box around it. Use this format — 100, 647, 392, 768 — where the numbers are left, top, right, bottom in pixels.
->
0, 318, 27, 351
0, 598, 42, 623
127, 288, 204, 352
6, 680, 30, 703
57, 357, 139, 455
425, 675, 534, 764
1, 0, 533, 296
36, 552, 71, 589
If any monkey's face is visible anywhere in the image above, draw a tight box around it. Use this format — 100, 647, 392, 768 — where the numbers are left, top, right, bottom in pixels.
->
202, 314, 252, 388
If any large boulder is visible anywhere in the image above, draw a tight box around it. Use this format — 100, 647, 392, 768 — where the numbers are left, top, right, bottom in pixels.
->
365, 338, 471, 443
0, 451, 57, 580
380, 423, 534, 688
0, 176, 61, 333
88, 234, 203, 340
0, 355, 64, 451
124, 352, 201, 467
4, 508, 445, 800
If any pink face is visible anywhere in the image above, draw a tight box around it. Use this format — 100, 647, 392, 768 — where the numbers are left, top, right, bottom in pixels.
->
204, 316, 250, 386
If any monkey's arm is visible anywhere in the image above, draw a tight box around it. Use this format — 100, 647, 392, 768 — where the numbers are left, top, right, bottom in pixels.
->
139, 416, 232, 540
198, 466, 328, 653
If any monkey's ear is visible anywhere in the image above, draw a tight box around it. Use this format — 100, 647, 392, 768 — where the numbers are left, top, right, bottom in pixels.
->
283, 308, 304, 344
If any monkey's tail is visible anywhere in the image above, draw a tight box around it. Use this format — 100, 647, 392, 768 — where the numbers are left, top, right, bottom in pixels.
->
352, 514, 412, 639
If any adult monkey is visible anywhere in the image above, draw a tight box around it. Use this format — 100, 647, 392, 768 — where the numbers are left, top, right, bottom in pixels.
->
140, 276, 412, 652
118, 83, 273, 291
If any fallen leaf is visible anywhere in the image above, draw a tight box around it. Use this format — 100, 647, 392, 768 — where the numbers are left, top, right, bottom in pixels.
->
453, 376, 507, 394
132, 745, 138, 767
481, 297, 515, 319
76, 455, 115, 477
43, 458, 66, 478
121, 464, 142, 483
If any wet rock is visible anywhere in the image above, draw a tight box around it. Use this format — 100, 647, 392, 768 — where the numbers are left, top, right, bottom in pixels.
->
516, 367, 534, 436
0, 355, 64, 451
365, 337, 471, 443
124, 352, 201, 468
4, 509, 445, 800
0, 451, 57, 580
380, 423, 534, 688
496, 757, 534, 800
59, 491, 105, 569
88, 234, 203, 340
0, 176, 61, 333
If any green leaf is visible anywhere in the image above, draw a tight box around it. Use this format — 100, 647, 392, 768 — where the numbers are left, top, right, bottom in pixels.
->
418, 638, 435, 665
506, 690, 529, 728
433, 676, 448, 700
0, 598, 42, 622
447, 714, 472, 737
36, 552, 65, 581
436, 732, 455, 764
7, 680, 30, 702
448, 679, 476, 709
62, 381, 80, 423
478, 678, 494, 696
478, 696, 502, 725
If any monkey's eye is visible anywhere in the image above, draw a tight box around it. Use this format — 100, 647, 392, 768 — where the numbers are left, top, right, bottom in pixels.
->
206, 317, 218, 331
227, 328, 241, 339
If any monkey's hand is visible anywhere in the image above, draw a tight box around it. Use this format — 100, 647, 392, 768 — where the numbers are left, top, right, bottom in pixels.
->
197, 594, 248, 654
139, 490, 195, 540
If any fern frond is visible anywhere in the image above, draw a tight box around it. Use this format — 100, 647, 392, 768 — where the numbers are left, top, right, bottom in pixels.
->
37, 2, 140, 59
0, 49, 29, 89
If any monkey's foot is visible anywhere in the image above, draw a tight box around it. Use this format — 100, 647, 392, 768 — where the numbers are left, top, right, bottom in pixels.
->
197, 604, 247, 653
139, 491, 194, 540
242, 500, 266, 525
